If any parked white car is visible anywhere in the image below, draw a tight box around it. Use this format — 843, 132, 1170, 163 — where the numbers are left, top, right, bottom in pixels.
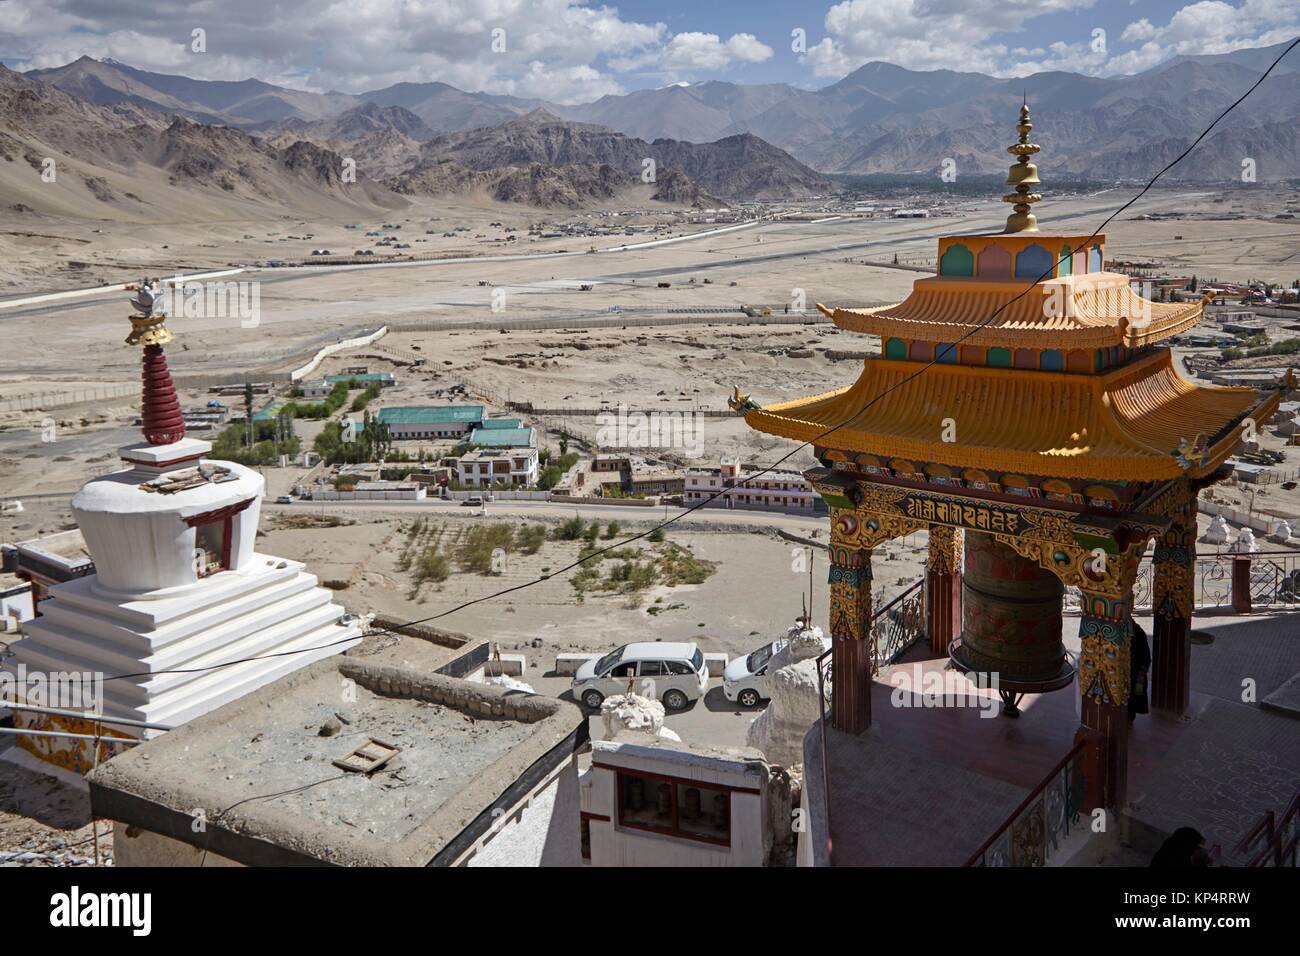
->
723, 633, 831, 707
572, 642, 708, 712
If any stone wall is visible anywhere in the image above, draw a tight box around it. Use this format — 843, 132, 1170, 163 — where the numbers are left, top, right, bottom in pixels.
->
338, 659, 555, 723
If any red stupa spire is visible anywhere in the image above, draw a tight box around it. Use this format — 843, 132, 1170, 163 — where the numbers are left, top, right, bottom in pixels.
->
140, 344, 185, 444
125, 278, 186, 445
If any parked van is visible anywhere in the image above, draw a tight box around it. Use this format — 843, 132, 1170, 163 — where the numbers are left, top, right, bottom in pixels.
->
572, 642, 708, 711
723, 633, 831, 707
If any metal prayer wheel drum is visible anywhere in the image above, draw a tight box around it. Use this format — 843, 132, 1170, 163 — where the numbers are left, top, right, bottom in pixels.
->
950, 532, 1074, 694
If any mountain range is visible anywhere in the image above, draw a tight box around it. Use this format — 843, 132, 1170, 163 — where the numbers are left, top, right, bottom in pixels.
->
22, 41, 1300, 180
0, 63, 811, 220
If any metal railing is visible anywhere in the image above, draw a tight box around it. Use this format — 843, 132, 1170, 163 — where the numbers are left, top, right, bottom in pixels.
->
1232, 785, 1300, 867
1065, 548, 1300, 613
814, 579, 927, 865
964, 741, 1087, 866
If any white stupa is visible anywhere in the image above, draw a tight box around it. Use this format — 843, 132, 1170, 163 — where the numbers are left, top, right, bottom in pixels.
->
3, 283, 361, 781
1201, 514, 1230, 546
1229, 527, 1260, 554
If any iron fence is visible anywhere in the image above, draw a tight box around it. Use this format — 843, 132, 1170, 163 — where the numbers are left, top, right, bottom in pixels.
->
1065, 549, 1300, 613
966, 742, 1087, 867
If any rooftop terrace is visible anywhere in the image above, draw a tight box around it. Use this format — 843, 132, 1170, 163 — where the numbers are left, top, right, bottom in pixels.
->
88, 656, 586, 866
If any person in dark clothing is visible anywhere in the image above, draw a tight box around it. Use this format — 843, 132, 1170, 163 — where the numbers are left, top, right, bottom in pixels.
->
1129, 618, 1151, 720
1151, 827, 1211, 867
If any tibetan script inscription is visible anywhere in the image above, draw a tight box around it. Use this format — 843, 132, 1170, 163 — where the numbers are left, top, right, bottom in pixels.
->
903, 495, 1022, 535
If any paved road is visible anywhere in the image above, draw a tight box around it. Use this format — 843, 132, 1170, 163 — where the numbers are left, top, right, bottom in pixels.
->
276, 495, 825, 534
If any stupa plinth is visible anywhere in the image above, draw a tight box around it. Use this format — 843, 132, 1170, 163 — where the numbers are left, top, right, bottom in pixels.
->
3, 280, 362, 781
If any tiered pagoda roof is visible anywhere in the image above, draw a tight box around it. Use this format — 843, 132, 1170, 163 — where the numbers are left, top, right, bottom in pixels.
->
740, 103, 1282, 489
746, 350, 1264, 481
821, 272, 1206, 351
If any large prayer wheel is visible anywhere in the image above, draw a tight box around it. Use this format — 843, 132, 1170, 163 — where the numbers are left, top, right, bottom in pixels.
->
950, 532, 1074, 710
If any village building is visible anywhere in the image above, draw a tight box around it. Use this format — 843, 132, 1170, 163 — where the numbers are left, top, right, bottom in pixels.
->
313, 480, 427, 502
580, 738, 780, 866
7, 530, 94, 606
325, 371, 394, 388
685, 456, 822, 513
376, 405, 485, 440
456, 448, 540, 488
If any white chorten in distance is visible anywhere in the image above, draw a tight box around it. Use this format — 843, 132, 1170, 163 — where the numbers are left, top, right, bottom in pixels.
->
3, 282, 361, 780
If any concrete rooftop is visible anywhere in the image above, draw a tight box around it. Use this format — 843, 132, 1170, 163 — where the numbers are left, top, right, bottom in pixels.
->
88, 656, 586, 866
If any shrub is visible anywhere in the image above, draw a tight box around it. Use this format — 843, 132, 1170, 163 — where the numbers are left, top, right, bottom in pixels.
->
516, 524, 547, 554
554, 516, 588, 540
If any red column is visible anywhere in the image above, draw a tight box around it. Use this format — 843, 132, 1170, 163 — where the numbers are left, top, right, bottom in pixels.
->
831, 637, 873, 735
926, 525, 962, 656
1151, 616, 1191, 713
1231, 556, 1252, 614
1075, 698, 1128, 812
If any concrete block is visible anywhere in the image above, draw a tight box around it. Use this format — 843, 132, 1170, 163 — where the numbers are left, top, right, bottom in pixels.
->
484, 654, 526, 677
704, 653, 729, 677
555, 653, 599, 676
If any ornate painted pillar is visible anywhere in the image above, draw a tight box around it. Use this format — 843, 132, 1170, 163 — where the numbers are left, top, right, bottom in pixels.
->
829, 509, 874, 735
1074, 591, 1132, 812
926, 525, 962, 657
1152, 513, 1195, 714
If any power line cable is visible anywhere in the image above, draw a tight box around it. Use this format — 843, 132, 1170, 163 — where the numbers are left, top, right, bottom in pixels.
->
66, 35, 1300, 685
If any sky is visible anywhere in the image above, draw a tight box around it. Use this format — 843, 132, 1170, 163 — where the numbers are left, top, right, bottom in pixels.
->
0, 0, 1297, 103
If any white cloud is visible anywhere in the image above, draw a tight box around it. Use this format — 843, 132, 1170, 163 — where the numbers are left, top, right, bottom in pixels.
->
611, 31, 773, 74
801, 0, 1299, 81
1120, 18, 1157, 43
802, 0, 1095, 78
0, 0, 671, 103
1111, 0, 1300, 66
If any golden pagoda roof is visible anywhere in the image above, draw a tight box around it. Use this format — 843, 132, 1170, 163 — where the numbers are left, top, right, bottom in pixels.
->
820, 272, 1204, 351
743, 348, 1278, 482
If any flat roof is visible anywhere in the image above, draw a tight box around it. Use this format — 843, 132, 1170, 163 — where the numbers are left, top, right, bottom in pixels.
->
467, 426, 535, 448
478, 418, 523, 429
377, 405, 484, 425
89, 656, 586, 866
326, 373, 394, 384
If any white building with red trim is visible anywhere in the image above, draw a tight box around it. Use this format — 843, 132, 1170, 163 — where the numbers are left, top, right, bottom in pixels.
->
683, 456, 822, 514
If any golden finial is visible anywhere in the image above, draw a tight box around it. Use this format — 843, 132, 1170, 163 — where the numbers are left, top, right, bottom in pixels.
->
1002, 99, 1042, 233
124, 277, 175, 346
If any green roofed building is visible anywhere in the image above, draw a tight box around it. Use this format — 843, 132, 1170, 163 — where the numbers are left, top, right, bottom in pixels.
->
478, 418, 522, 430
375, 405, 484, 440
467, 426, 535, 448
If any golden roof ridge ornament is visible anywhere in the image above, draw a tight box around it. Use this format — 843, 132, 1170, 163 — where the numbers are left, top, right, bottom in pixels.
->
1002, 96, 1042, 234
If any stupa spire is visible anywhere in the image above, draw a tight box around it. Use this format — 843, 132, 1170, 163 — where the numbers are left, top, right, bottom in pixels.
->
1002, 97, 1042, 233
124, 278, 185, 445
